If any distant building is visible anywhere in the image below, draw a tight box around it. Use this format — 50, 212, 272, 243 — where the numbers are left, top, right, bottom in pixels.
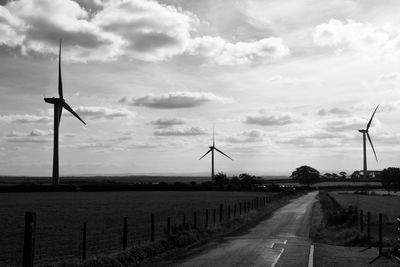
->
354, 170, 382, 179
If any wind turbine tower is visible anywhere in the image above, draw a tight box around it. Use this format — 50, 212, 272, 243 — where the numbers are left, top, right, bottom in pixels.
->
44, 40, 86, 186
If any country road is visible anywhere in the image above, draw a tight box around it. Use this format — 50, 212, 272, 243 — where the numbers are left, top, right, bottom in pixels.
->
173, 191, 318, 267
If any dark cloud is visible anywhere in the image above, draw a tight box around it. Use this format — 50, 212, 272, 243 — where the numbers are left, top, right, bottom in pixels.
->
5, 129, 52, 143
120, 92, 232, 109
149, 118, 185, 129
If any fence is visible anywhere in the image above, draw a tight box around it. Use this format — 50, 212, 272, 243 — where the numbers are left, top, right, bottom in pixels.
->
347, 205, 399, 259
1, 193, 282, 266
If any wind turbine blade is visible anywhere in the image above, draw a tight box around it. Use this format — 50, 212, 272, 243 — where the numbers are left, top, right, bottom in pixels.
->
366, 105, 379, 130
199, 149, 212, 160
214, 147, 233, 161
58, 105, 63, 127
367, 132, 378, 162
62, 101, 86, 125
58, 40, 63, 99
212, 125, 215, 147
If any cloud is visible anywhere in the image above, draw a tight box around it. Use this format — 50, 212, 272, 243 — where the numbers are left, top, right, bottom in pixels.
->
317, 107, 351, 116
313, 19, 400, 59
226, 129, 266, 143
0, 0, 289, 64
149, 118, 185, 129
120, 91, 233, 109
322, 117, 369, 132
0, 114, 52, 123
187, 36, 289, 65
67, 106, 134, 119
5, 129, 52, 143
377, 72, 400, 82
243, 110, 298, 126
154, 126, 206, 136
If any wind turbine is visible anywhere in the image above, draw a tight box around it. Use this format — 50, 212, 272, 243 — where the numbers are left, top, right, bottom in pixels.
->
358, 105, 379, 179
44, 40, 86, 186
199, 128, 233, 181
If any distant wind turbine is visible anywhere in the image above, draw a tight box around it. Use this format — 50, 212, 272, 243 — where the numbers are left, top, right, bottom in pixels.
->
44, 40, 86, 186
358, 105, 379, 179
199, 128, 233, 181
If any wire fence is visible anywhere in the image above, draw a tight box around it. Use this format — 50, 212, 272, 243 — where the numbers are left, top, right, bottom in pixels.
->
0, 193, 281, 266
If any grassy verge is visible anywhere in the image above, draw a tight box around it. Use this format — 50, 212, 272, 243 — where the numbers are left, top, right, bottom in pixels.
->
40, 191, 306, 267
310, 191, 367, 246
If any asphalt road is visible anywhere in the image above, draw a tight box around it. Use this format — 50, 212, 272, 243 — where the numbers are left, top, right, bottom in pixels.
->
174, 191, 318, 267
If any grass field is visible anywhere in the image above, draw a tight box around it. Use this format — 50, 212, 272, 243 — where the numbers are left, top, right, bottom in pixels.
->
329, 191, 400, 246
0, 191, 273, 266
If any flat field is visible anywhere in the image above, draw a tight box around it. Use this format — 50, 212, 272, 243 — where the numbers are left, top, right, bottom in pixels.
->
0, 191, 272, 266
329, 191, 400, 245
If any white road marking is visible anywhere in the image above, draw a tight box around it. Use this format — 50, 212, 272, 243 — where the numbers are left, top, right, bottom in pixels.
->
308, 244, 314, 267
271, 248, 284, 267
270, 243, 275, 249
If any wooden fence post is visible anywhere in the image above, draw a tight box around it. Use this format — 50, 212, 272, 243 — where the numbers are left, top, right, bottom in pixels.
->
23, 212, 36, 267
367, 212, 371, 248
213, 208, 216, 226
234, 203, 237, 217
82, 222, 87, 260
219, 204, 223, 223
379, 213, 382, 256
205, 209, 209, 228
360, 209, 364, 233
151, 214, 155, 242
193, 212, 197, 229
123, 217, 127, 250
228, 205, 231, 220
239, 202, 242, 215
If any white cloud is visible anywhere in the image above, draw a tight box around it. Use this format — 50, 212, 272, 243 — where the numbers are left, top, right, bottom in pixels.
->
377, 72, 400, 82
5, 129, 53, 143
313, 19, 400, 59
121, 91, 233, 109
243, 110, 298, 126
317, 107, 351, 116
154, 126, 207, 136
0, 0, 289, 64
187, 36, 289, 65
0, 114, 52, 123
226, 129, 267, 143
69, 106, 135, 119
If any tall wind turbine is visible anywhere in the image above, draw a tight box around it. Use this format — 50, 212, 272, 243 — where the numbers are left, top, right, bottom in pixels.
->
44, 40, 86, 186
358, 105, 379, 179
199, 128, 233, 181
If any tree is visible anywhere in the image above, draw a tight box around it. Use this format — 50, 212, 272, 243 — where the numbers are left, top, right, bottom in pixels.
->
381, 167, 400, 194
214, 172, 228, 184
339, 171, 347, 179
239, 173, 259, 185
291, 165, 320, 187
351, 171, 360, 180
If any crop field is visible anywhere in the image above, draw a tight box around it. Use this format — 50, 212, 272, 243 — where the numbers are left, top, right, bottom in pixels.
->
0, 191, 274, 266
329, 191, 400, 245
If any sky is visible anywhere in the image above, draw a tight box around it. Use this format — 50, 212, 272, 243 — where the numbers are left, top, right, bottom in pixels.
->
1, 0, 400, 176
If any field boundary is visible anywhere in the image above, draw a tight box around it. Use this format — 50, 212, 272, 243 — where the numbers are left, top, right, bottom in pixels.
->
42, 191, 307, 267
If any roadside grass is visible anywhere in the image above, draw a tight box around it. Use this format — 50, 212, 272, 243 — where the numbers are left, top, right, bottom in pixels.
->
310, 191, 367, 246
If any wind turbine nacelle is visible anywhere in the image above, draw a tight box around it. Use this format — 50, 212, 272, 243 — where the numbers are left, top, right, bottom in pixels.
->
209, 146, 214, 149
44, 97, 62, 104
358, 129, 366, 133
